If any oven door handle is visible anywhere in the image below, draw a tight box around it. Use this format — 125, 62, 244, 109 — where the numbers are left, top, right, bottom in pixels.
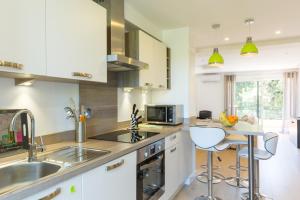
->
140, 155, 163, 171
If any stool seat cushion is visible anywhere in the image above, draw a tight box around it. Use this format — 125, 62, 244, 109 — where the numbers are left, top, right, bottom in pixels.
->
238, 147, 273, 160
196, 139, 231, 152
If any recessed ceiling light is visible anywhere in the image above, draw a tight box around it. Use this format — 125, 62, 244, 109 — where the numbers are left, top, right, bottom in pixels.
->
224, 37, 230, 41
275, 30, 281, 35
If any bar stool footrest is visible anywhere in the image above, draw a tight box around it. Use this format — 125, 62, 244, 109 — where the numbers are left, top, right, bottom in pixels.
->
194, 195, 223, 200
224, 177, 247, 188
241, 192, 273, 200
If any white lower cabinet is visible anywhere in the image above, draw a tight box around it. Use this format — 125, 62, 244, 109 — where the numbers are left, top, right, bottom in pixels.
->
82, 151, 137, 200
161, 131, 194, 200
163, 143, 181, 200
24, 175, 82, 200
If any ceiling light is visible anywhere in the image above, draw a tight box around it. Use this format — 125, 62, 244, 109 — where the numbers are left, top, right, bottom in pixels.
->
208, 24, 224, 67
123, 87, 133, 93
241, 18, 258, 56
275, 30, 281, 35
224, 37, 230, 41
15, 78, 35, 86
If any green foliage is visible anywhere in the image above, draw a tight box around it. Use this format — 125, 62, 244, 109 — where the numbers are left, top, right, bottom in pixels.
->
235, 80, 283, 120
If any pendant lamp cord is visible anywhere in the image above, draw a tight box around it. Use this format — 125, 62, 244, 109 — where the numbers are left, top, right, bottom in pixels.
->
248, 22, 251, 37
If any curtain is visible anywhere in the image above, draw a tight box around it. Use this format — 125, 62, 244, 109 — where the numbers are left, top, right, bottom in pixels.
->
224, 75, 236, 115
282, 71, 298, 133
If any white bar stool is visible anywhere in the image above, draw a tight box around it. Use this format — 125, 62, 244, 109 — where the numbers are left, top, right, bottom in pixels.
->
190, 126, 231, 200
225, 135, 248, 188
239, 132, 279, 200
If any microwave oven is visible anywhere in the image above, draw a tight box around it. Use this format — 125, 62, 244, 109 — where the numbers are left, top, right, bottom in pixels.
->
144, 105, 183, 125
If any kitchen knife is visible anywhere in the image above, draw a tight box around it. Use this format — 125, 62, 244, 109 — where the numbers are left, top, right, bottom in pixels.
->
132, 104, 136, 115
134, 109, 139, 118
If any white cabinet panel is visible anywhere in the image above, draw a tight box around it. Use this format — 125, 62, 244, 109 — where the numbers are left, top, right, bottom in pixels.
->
153, 40, 167, 89
164, 143, 181, 200
139, 31, 155, 87
0, 0, 46, 75
24, 175, 82, 200
82, 151, 137, 200
46, 0, 107, 82
138, 31, 167, 89
178, 131, 194, 183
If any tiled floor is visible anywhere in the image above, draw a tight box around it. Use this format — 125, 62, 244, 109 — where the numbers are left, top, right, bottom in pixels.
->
174, 134, 300, 200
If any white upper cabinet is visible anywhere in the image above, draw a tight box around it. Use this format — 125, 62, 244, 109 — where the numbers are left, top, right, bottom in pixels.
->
138, 31, 167, 89
0, 0, 46, 75
154, 40, 167, 89
46, 0, 107, 82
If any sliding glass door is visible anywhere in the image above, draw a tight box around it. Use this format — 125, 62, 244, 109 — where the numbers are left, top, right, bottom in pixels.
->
235, 79, 283, 132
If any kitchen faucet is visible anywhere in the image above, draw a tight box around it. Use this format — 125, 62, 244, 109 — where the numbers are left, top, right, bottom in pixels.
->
9, 109, 45, 162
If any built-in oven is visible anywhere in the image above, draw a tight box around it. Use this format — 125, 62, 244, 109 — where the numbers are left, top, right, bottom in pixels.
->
137, 139, 165, 200
145, 105, 183, 125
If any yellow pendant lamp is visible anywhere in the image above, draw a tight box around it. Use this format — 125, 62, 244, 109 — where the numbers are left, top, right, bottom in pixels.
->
241, 18, 258, 56
208, 24, 224, 67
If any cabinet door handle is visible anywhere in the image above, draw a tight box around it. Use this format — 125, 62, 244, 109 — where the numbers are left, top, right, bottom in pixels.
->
170, 147, 177, 153
106, 159, 124, 171
0, 60, 23, 69
145, 83, 153, 87
38, 188, 61, 200
72, 72, 93, 79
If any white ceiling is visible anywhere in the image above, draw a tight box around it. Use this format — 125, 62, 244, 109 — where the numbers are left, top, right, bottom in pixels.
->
126, 0, 300, 48
195, 41, 300, 74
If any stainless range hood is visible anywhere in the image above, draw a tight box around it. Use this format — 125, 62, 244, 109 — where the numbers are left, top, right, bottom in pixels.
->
98, 0, 149, 72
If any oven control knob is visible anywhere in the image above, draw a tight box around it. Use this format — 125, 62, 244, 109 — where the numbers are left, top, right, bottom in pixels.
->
158, 145, 161, 150
144, 152, 148, 158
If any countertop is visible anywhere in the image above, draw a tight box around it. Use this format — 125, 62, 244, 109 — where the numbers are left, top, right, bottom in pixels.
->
0, 123, 188, 200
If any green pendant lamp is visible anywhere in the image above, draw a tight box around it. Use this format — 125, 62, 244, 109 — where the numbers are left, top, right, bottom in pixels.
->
208, 24, 224, 67
208, 48, 224, 67
241, 18, 258, 56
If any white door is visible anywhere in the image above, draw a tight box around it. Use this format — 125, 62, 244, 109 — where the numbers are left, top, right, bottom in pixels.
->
82, 151, 137, 200
0, 0, 46, 75
24, 175, 82, 200
46, 0, 107, 82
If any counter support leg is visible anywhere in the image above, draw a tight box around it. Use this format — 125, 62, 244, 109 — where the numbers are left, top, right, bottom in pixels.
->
248, 135, 255, 200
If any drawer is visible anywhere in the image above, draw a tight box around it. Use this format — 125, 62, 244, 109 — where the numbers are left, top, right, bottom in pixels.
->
165, 132, 180, 149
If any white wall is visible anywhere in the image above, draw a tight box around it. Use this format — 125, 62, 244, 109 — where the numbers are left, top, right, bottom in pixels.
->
195, 75, 224, 119
117, 88, 151, 122
298, 68, 300, 117
125, 2, 162, 40
0, 78, 79, 136
151, 27, 192, 118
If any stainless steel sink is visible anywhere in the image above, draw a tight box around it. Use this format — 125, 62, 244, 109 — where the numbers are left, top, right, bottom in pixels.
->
40, 146, 111, 167
0, 146, 110, 194
0, 161, 61, 192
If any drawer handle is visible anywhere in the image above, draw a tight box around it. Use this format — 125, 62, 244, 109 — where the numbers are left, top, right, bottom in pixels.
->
0, 60, 23, 69
72, 72, 93, 79
106, 159, 125, 171
170, 135, 177, 141
38, 188, 61, 200
159, 85, 164, 88
170, 147, 177, 153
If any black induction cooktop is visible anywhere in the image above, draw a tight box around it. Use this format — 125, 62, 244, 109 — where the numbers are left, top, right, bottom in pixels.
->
89, 130, 159, 143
